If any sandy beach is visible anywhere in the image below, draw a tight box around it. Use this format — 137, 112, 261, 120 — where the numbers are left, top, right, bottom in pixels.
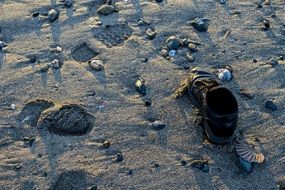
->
0, 0, 284, 189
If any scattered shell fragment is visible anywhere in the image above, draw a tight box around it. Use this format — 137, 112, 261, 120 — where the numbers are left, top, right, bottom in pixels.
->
236, 140, 265, 163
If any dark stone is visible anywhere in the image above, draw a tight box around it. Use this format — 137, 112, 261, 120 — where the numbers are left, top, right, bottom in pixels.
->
191, 18, 208, 32
48, 9, 60, 22
201, 164, 209, 173
183, 63, 190, 70
64, 0, 73, 8
180, 160, 187, 166
154, 163, 160, 168
32, 12, 40, 17
144, 100, 152, 107
261, 19, 270, 30
29, 55, 37, 63
155, 0, 163, 2
165, 36, 180, 50
89, 185, 97, 190
265, 100, 277, 111
152, 120, 166, 130
127, 170, 133, 175
238, 157, 252, 173
116, 153, 123, 162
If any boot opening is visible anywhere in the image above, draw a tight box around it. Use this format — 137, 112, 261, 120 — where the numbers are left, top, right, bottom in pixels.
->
207, 87, 238, 115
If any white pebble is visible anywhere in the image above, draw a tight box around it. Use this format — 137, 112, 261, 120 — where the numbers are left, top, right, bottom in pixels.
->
218, 69, 232, 81
10, 104, 16, 110
51, 59, 60, 68
168, 50, 176, 57
56, 46, 62, 53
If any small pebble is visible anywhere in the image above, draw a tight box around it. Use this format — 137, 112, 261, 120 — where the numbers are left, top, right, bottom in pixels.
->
238, 157, 252, 173
32, 12, 40, 17
152, 120, 166, 130
261, 19, 270, 30
9, 104, 16, 110
0, 41, 6, 49
191, 18, 208, 32
181, 38, 189, 47
116, 153, 123, 162
160, 49, 168, 57
188, 43, 198, 52
186, 53, 195, 62
154, 163, 160, 168
146, 28, 156, 40
165, 36, 180, 50
27, 55, 36, 63
48, 9, 60, 22
220, 0, 226, 4
144, 100, 152, 107
240, 89, 254, 99
217, 69, 232, 81
97, 21, 103, 25
253, 59, 257, 63
201, 164, 210, 173
56, 46, 62, 53
102, 140, 111, 148
183, 63, 190, 70
89, 185, 97, 190
64, 0, 73, 8
264, 100, 277, 111
168, 50, 176, 57
135, 78, 146, 95
39, 64, 50, 72
155, 0, 163, 3
180, 160, 187, 166
51, 59, 60, 69
97, 5, 116, 15
88, 60, 104, 71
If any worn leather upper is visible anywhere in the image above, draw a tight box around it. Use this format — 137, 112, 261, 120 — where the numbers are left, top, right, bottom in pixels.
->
187, 67, 238, 140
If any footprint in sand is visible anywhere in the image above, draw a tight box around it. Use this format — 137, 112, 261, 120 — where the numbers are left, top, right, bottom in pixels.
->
92, 23, 133, 47
20, 99, 95, 136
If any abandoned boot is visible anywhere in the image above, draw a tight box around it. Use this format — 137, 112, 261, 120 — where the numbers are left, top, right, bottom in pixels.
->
187, 67, 238, 144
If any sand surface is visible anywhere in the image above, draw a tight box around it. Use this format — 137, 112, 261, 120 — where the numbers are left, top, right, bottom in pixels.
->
0, 0, 285, 189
